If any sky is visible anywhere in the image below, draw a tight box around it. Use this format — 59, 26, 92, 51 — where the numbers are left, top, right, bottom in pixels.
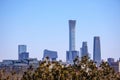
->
0, 0, 120, 62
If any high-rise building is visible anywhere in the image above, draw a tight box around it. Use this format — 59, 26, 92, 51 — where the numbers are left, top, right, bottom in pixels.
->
81, 42, 89, 57
93, 36, 101, 66
66, 20, 79, 63
69, 20, 76, 51
43, 49, 58, 61
18, 45, 27, 60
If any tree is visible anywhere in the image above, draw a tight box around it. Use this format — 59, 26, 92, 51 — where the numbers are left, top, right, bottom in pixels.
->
21, 56, 120, 80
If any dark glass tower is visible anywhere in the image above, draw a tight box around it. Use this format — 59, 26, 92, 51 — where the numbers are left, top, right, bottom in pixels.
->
93, 36, 101, 66
81, 42, 89, 57
69, 20, 76, 51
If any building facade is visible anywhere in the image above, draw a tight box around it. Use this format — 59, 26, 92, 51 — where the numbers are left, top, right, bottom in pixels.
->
69, 20, 76, 51
110, 62, 120, 72
66, 20, 79, 63
81, 42, 89, 57
107, 58, 115, 65
43, 49, 58, 61
18, 45, 28, 60
19, 52, 29, 60
66, 51, 79, 63
93, 36, 101, 66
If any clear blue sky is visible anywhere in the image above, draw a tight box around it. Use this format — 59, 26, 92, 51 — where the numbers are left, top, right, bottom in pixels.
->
0, 0, 120, 61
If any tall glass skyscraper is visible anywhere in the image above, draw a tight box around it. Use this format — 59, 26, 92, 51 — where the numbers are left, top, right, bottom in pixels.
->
69, 20, 76, 51
66, 20, 79, 63
18, 45, 27, 60
93, 36, 101, 66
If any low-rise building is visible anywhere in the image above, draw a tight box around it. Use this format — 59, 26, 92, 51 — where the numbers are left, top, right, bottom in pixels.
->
107, 58, 120, 72
43, 49, 58, 61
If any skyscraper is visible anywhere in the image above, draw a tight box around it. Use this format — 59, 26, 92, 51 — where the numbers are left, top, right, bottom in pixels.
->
66, 20, 79, 63
18, 45, 27, 60
69, 20, 76, 51
81, 42, 89, 57
93, 36, 101, 66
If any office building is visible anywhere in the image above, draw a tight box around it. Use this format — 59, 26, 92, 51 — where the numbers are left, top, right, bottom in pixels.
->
107, 58, 115, 65
18, 45, 27, 60
81, 42, 89, 57
107, 58, 120, 72
20, 52, 29, 60
66, 20, 79, 63
66, 51, 79, 62
110, 61, 120, 72
18, 45, 27, 54
69, 20, 76, 51
93, 36, 101, 66
43, 49, 58, 61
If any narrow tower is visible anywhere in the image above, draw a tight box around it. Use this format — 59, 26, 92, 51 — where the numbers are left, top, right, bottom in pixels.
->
66, 20, 79, 63
93, 36, 101, 66
69, 20, 76, 51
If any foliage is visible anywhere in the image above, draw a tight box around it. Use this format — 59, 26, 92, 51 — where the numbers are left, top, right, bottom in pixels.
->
0, 56, 120, 80
21, 56, 120, 80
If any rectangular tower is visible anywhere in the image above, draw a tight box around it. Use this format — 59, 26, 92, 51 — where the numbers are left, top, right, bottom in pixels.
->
93, 36, 101, 66
69, 20, 76, 51
18, 45, 27, 60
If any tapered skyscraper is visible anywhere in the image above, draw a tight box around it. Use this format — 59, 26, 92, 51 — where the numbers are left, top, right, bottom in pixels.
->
66, 20, 79, 63
69, 20, 76, 51
93, 36, 101, 66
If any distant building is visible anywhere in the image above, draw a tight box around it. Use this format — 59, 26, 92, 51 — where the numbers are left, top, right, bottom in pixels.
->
107, 58, 120, 72
66, 51, 79, 63
66, 20, 79, 63
43, 49, 58, 61
18, 45, 27, 54
18, 45, 27, 60
19, 52, 29, 60
107, 58, 115, 65
93, 36, 101, 66
0, 58, 39, 72
25, 58, 39, 68
18, 45, 29, 60
2, 60, 14, 66
110, 61, 120, 72
0, 62, 2, 66
81, 42, 89, 57
69, 20, 76, 51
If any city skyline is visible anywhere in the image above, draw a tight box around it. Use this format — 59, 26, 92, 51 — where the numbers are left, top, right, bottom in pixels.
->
0, 0, 120, 61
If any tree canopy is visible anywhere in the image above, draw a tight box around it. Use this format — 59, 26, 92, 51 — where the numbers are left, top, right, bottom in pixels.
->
21, 56, 120, 80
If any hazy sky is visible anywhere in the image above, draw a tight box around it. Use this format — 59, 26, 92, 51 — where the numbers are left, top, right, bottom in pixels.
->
0, 0, 120, 61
